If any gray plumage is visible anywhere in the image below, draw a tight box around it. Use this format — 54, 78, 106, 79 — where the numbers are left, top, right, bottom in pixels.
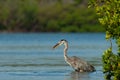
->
53, 39, 95, 72
65, 56, 95, 72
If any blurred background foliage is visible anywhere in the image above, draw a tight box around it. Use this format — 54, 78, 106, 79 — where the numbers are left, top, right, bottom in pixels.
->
0, 0, 104, 32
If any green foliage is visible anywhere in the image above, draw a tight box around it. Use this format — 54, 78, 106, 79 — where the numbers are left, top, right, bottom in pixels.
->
0, 0, 40, 32
89, 0, 120, 80
102, 47, 120, 80
0, 0, 103, 32
74, 0, 82, 4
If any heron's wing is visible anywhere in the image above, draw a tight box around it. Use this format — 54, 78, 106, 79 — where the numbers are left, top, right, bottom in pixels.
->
70, 56, 87, 64
68, 56, 86, 68
70, 56, 95, 71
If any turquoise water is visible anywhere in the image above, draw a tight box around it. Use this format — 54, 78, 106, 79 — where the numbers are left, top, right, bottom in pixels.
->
0, 33, 111, 80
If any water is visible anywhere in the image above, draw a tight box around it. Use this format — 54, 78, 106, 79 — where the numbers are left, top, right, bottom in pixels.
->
0, 33, 111, 80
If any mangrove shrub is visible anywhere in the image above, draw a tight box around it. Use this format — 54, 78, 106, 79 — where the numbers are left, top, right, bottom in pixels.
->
89, 0, 120, 80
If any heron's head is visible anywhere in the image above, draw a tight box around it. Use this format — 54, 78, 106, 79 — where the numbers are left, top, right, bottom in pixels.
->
53, 39, 68, 49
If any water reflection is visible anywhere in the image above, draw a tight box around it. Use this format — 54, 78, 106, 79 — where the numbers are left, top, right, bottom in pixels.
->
66, 71, 90, 80
65, 70, 103, 80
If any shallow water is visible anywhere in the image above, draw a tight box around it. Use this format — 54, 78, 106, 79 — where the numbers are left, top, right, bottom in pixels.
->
0, 33, 112, 80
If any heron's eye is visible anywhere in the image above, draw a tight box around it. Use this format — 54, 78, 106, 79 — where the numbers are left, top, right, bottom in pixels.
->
61, 39, 67, 41
61, 39, 64, 41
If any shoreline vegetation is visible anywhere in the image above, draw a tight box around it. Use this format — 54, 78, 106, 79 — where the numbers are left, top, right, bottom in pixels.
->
0, 0, 105, 33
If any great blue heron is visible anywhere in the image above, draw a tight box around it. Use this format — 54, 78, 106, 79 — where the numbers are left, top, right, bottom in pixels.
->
53, 39, 95, 72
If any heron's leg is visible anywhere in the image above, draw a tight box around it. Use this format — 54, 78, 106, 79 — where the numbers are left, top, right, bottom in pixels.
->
75, 69, 79, 72
75, 68, 80, 72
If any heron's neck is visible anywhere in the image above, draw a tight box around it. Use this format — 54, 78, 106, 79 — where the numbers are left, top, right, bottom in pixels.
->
64, 42, 68, 60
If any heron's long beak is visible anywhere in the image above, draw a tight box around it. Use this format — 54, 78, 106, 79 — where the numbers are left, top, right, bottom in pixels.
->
53, 43, 60, 49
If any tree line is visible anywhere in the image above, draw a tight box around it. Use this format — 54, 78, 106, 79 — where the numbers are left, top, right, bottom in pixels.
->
0, 0, 104, 32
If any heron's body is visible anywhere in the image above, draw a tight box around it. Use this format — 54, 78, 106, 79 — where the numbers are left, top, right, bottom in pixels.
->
53, 39, 95, 72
